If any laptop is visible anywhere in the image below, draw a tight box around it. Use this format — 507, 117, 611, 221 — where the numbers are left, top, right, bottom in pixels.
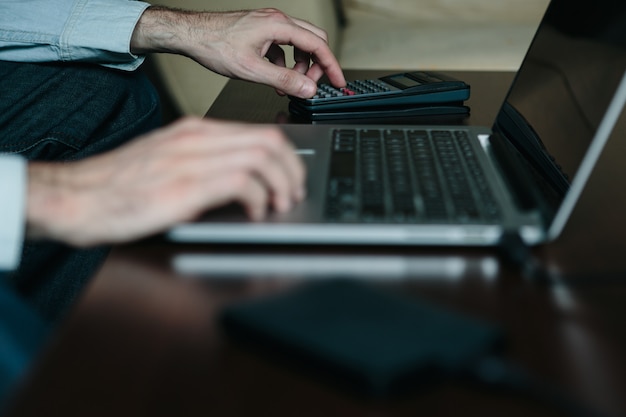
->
168, 0, 626, 247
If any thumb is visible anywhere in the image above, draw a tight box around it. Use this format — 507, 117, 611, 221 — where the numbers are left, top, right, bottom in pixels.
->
257, 60, 318, 98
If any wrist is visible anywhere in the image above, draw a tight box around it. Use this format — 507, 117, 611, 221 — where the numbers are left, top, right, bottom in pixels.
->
131, 6, 213, 55
26, 163, 84, 244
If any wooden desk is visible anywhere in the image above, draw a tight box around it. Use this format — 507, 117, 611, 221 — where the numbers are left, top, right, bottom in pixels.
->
7, 71, 626, 417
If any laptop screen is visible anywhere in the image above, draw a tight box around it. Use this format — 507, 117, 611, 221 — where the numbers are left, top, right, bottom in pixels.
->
494, 0, 626, 208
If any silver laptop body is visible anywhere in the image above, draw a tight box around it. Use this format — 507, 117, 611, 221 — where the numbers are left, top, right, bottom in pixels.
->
168, 0, 626, 247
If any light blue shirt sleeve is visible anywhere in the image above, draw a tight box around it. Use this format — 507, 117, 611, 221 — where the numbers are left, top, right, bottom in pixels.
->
0, 156, 27, 272
0, 0, 151, 71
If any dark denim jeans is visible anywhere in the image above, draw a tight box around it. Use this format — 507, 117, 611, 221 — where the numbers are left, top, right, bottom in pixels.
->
0, 61, 162, 322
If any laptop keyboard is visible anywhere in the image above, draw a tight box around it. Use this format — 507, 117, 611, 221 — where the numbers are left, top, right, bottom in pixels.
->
325, 128, 501, 223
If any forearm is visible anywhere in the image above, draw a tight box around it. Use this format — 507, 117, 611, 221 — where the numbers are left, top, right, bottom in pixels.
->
26, 157, 122, 247
131, 6, 204, 55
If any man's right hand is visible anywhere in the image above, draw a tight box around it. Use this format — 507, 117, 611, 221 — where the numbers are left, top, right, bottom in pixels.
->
131, 7, 346, 98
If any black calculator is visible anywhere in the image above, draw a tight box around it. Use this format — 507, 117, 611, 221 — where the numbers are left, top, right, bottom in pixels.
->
289, 71, 470, 112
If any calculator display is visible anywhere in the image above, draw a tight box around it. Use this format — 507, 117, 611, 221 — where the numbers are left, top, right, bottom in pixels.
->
387, 74, 423, 89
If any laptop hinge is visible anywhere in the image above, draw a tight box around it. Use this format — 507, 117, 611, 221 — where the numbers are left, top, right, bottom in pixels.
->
488, 132, 552, 227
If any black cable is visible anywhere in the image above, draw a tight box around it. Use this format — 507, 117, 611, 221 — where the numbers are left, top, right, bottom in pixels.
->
493, 239, 622, 416
498, 231, 551, 283
498, 231, 626, 287
463, 357, 615, 417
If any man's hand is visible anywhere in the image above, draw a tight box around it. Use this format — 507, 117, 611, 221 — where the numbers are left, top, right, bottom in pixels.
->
131, 7, 346, 98
25, 118, 306, 247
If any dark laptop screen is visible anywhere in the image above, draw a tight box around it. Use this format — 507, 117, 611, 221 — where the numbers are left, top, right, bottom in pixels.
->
494, 0, 626, 199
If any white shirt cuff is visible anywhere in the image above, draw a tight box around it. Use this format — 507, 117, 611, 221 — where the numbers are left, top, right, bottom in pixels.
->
0, 155, 27, 271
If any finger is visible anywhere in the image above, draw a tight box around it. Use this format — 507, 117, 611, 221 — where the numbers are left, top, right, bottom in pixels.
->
151, 167, 272, 224
238, 142, 305, 207
226, 146, 296, 213
307, 45, 345, 89
142, 119, 306, 199
293, 47, 312, 75
178, 172, 270, 222
265, 44, 290, 96
281, 24, 344, 86
151, 119, 288, 156
267, 45, 287, 95
265, 43, 286, 68
288, 16, 329, 42
228, 174, 270, 221
253, 59, 317, 98
164, 143, 304, 209
305, 62, 325, 83
267, 30, 345, 95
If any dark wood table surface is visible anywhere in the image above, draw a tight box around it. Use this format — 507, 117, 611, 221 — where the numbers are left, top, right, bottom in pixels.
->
7, 70, 626, 417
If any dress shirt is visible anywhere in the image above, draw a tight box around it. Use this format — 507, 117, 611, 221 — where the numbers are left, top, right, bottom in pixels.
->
0, 0, 151, 71
0, 156, 26, 272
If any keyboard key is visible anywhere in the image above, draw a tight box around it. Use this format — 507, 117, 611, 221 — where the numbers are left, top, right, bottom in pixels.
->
325, 128, 501, 224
